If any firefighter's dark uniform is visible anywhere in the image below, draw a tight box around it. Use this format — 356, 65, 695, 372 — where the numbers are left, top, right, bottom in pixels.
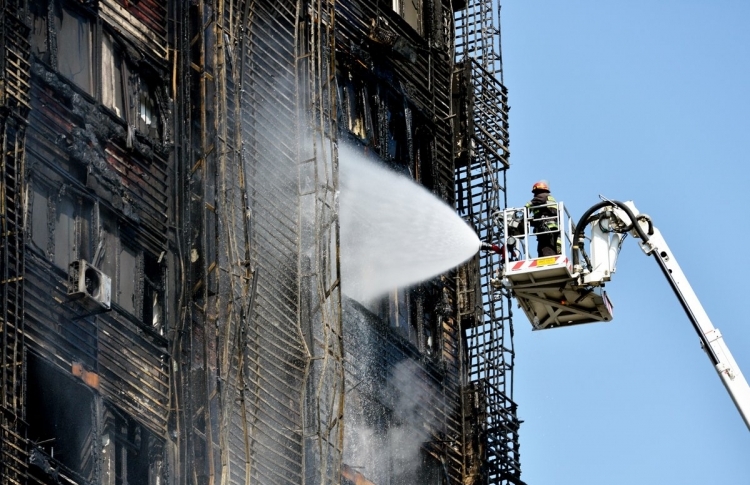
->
526, 191, 560, 257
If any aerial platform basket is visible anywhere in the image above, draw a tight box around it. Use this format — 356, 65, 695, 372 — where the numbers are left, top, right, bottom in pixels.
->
497, 202, 614, 330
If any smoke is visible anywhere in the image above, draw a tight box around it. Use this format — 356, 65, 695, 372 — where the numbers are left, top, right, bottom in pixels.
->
338, 143, 480, 302
344, 359, 441, 484
388, 359, 439, 482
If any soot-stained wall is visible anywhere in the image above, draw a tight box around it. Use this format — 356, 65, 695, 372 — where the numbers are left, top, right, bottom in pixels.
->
0, 1, 509, 485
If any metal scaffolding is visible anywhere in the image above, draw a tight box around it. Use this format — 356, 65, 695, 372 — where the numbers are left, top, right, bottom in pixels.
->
454, 1, 523, 484
297, 2, 346, 483
0, 2, 30, 485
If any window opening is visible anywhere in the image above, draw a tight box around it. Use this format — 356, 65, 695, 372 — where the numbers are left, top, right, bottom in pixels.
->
100, 209, 119, 307
104, 407, 162, 485
99, 210, 153, 322
143, 253, 164, 333
135, 74, 160, 138
79, 198, 94, 262
30, 1, 50, 63
54, 193, 77, 270
27, 354, 96, 482
102, 31, 126, 118
370, 84, 382, 150
393, 0, 423, 35
47, 190, 94, 271
385, 95, 408, 163
424, 322, 434, 355
54, 2, 93, 94
422, 285, 442, 359
119, 243, 138, 315
361, 82, 375, 144
31, 183, 51, 256
386, 288, 411, 340
337, 70, 377, 144
345, 75, 365, 138
415, 130, 435, 191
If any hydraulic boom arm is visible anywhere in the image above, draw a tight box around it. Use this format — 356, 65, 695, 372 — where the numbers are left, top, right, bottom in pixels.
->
575, 200, 750, 431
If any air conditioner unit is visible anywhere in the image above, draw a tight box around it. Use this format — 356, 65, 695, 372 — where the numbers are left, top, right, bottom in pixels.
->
68, 260, 112, 312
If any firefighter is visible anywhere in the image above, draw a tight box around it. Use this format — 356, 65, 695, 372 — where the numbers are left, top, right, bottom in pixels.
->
526, 180, 560, 257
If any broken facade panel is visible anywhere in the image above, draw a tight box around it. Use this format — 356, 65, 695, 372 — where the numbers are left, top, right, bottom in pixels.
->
0, 1, 517, 485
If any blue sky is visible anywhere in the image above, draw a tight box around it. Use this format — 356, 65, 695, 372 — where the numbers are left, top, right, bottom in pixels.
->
500, 1, 750, 484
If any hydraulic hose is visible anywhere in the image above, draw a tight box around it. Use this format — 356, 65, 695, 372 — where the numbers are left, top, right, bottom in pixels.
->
572, 201, 612, 270
572, 200, 641, 270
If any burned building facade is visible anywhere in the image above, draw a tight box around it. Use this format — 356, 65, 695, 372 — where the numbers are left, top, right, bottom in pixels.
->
0, 1, 518, 485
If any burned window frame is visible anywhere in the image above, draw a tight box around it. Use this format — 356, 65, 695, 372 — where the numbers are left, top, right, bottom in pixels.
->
26, 353, 166, 485
27, 354, 97, 483
29, 0, 164, 139
392, 0, 423, 35
27, 178, 165, 328
101, 28, 127, 119
336, 68, 428, 173
29, 178, 94, 271
99, 207, 165, 331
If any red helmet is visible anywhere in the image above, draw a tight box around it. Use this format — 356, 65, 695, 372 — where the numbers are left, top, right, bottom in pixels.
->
532, 180, 550, 193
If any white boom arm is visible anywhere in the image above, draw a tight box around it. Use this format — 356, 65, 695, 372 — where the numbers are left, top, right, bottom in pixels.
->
642, 223, 750, 431
579, 200, 750, 431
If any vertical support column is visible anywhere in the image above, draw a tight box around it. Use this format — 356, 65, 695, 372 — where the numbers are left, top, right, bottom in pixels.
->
296, 1, 345, 484
178, 1, 217, 484
0, 2, 30, 485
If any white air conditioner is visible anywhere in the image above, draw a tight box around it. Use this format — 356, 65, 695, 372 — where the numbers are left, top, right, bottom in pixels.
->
68, 260, 112, 312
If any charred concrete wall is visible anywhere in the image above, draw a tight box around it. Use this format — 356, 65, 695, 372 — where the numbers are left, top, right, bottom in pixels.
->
0, 1, 516, 485
14, 2, 170, 485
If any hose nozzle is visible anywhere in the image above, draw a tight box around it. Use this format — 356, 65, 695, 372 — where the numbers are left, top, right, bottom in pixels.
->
480, 242, 501, 253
